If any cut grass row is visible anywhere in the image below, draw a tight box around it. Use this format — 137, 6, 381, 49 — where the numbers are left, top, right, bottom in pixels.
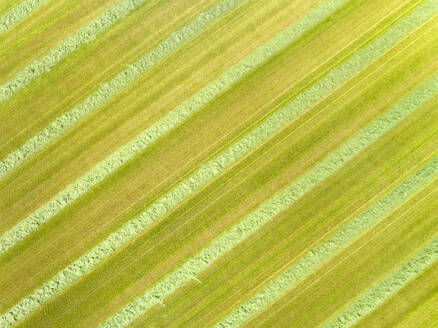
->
135, 103, 438, 328
0, 0, 152, 103
97, 64, 438, 327
0, 0, 219, 151
0, 0, 434, 322
13, 38, 438, 325
0, 0, 245, 179
322, 234, 438, 328
0, 0, 50, 34
0, 0, 375, 310
0, 0, 388, 233
215, 154, 438, 327
245, 178, 438, 327
0, 0, 350, 254
0, 0, 119, 80
354, 258, 438, 327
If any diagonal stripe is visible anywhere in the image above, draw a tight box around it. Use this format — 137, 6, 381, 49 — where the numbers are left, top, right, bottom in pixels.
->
0, 0, 50, 34
0, 1, 436, 326
96, 62, 438, 328
214, 154, 438, 328
321, 235, 438, 328
0, 0, 350, 255
0, 0, 244, 180
0, 0, 150, 104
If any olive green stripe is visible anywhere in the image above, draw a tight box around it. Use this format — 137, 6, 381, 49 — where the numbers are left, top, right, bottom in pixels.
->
214, 154, 438, 328
0, 0, 149, 104
97, 47, 438, 328
321, 236, 438, 328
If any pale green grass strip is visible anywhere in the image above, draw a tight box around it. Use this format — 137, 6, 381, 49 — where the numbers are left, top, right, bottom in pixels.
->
0, 0, 151, 104
0, 0, 50, 34
0, 0, 244, 181
214, 155, 438, 328
0, 0, 349, 254
0, 2, 434, 326
97, 65, 438, 328
321, 236, 438, 328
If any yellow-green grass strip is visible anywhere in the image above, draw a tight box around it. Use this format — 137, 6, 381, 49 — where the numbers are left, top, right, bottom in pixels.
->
321, 235, 438, 328
0, 0, 50, 34
0, 0, 349, 254
214, 154, 438, 328
0, 0, 151, 104
0, 0, 244, 180
1, 2, 432, 325
96, 67, 438, 328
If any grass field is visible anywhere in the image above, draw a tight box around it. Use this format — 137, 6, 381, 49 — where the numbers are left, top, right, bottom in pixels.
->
0, 0, 437, 327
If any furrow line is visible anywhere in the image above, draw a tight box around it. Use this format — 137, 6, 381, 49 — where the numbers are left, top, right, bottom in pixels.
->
0, 0, 350, 254
0, 0, 150, 104
0, 0, 244, 180
96, 60, 438, 328
214, 154, 438, 328
321, 235, 438, 328
0, 0, 50, 34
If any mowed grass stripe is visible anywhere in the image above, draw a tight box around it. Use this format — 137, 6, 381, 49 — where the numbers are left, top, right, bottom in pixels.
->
0, 2, 432, 324
213, 154, 438, 328
0, 1, 427, 323
97, 59, 438, 328
0, 0, 50, 34
128, 33, 438, 327
0, 0, 348, 254
353, 251, 438, 328
0, 0, 380, 229
321, 235, 438, 328
3, 2, 420, 322
0, 0, 244, 180
20, 29, 438, 326
0, 0, 150, 104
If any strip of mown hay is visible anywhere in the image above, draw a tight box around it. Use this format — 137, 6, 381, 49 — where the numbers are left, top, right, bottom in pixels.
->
0, 0, 244, 180
0, 0, 50, 34
0, 2, 434, 326
0, 0, 151, 104
0, 0, 349, 254
321, 236, 438, 328
96, 65, 438, 328
214, 155, 438, 328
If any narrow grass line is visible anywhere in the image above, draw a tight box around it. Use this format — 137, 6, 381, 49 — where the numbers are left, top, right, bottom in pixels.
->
213, 154, 438, 328
0, 0, 49, 34
0, 0, 350, 254
0, 0, 244, 181
0, 0, 152, 104
320, 234, 438, 328
96, 66, 438, 328
0, 3, 434, 326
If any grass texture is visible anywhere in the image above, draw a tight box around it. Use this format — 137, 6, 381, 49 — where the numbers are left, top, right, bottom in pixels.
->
321, 236, 438, 328
0, 0, 149, 104
97, 65, 438, 328
0, 0, 349, 255
0, 2, 436, 325
214, 153, 438, 328
0, 0, 49, 34
0, 0, 243, 180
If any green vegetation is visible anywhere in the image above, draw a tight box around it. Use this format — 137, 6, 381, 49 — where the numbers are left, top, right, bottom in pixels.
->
0, 0, 437, 327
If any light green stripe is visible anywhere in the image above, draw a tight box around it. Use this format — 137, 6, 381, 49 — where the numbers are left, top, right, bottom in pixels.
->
321, 236, 438, 328
0, 1, 434, 325
0, 0, 349, 254
0, 0, 244, 180
97, 57, 438, 328
0, 0, 50, 34
0, 0, 149, 104
214, 155, 438, 328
